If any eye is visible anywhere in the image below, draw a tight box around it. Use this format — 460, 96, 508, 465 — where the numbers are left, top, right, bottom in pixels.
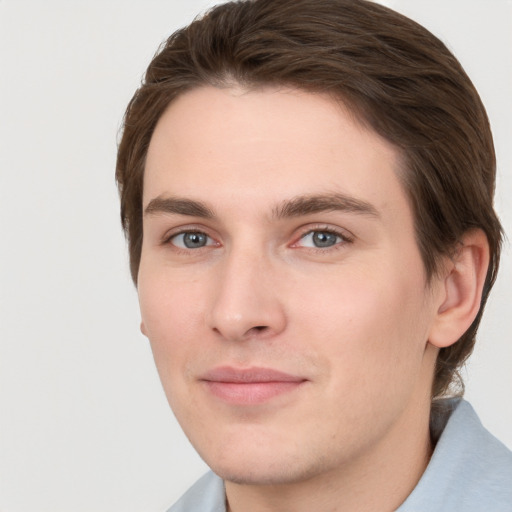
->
169, 231, 215, 249
297, 230, 345, 249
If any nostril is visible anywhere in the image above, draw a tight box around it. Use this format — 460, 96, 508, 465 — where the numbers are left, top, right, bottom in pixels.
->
253, 326, 268, 332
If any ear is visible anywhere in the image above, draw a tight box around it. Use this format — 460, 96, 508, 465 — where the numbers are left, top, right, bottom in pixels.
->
428, 229, 490, 349
140, 321, 148, 337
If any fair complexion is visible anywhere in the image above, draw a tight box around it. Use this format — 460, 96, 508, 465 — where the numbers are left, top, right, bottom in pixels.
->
138, 86, 488, 512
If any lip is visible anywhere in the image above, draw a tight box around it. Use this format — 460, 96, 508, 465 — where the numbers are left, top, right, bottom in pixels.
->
200, 366, 307, 405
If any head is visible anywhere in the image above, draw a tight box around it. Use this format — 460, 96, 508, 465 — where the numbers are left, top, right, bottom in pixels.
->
116, 0, 502, 401
117, 0, 503, 492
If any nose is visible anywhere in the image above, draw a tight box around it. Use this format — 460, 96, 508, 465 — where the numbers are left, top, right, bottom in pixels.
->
206, 245, 287, 342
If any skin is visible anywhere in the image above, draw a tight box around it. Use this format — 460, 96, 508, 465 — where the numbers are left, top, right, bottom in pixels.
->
138, 86, 486, 511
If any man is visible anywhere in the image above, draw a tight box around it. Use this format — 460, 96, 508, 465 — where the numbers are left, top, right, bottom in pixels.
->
116, 0, 512, 510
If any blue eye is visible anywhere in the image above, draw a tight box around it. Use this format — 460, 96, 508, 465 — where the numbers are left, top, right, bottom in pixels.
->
299, 230, 343, 248
170, 231, 213, 249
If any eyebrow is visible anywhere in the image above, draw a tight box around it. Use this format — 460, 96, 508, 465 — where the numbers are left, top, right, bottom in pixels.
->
143, 193, 379, 220
144, 196, 214, 218
272, 193, 380, 219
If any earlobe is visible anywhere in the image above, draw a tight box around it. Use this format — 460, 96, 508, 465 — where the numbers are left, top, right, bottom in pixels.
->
140, 321, 148, 337
428, 229, 490, 349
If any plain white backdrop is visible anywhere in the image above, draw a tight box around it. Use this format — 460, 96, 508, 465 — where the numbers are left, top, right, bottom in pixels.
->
0, 1, 510, 511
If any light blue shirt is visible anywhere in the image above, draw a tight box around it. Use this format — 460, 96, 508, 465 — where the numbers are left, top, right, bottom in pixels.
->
168, 400, 512, 511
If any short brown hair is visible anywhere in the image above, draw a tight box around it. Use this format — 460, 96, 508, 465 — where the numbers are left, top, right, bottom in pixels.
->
116, 0, 502, 398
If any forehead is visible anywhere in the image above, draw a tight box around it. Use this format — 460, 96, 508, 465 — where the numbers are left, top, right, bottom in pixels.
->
144, 86, 407, 220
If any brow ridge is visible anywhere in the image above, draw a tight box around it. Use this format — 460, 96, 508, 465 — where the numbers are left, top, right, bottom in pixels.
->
144, 196, 214, 218
144, 193, 379, 221
272, 193, 379, 219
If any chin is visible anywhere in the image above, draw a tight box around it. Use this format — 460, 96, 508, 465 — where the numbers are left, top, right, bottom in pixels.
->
202, 441, 330, 487
211, 462, 315, 487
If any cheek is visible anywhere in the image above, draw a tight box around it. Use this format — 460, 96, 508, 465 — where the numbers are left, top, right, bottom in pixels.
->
292, 265, 430, 385
138, 270, 206, 376
138, 275, 210, 425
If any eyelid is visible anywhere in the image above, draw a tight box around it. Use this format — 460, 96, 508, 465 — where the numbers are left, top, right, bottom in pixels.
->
161, 224, 221, 247
170, 232, 216, 249
290, 224, 355, 248
158, 223, 353, 252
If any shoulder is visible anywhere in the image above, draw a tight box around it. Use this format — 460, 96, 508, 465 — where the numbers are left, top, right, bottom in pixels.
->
399, 399, 512, 511
166, 471, 225, 512
448, 401, 512, 508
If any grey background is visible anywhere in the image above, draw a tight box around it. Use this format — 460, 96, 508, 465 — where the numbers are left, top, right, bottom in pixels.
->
1, 1, 510, 510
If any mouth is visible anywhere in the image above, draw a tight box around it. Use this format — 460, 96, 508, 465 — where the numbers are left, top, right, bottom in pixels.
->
199, 366, 308, 405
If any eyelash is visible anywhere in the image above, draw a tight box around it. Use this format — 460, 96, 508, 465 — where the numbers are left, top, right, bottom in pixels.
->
292, 225, 354, 252
162, 227, 217, 253
161, 225, 354, 254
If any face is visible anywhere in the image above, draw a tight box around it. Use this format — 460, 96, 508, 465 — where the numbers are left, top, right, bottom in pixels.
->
138, 86, 443, 486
